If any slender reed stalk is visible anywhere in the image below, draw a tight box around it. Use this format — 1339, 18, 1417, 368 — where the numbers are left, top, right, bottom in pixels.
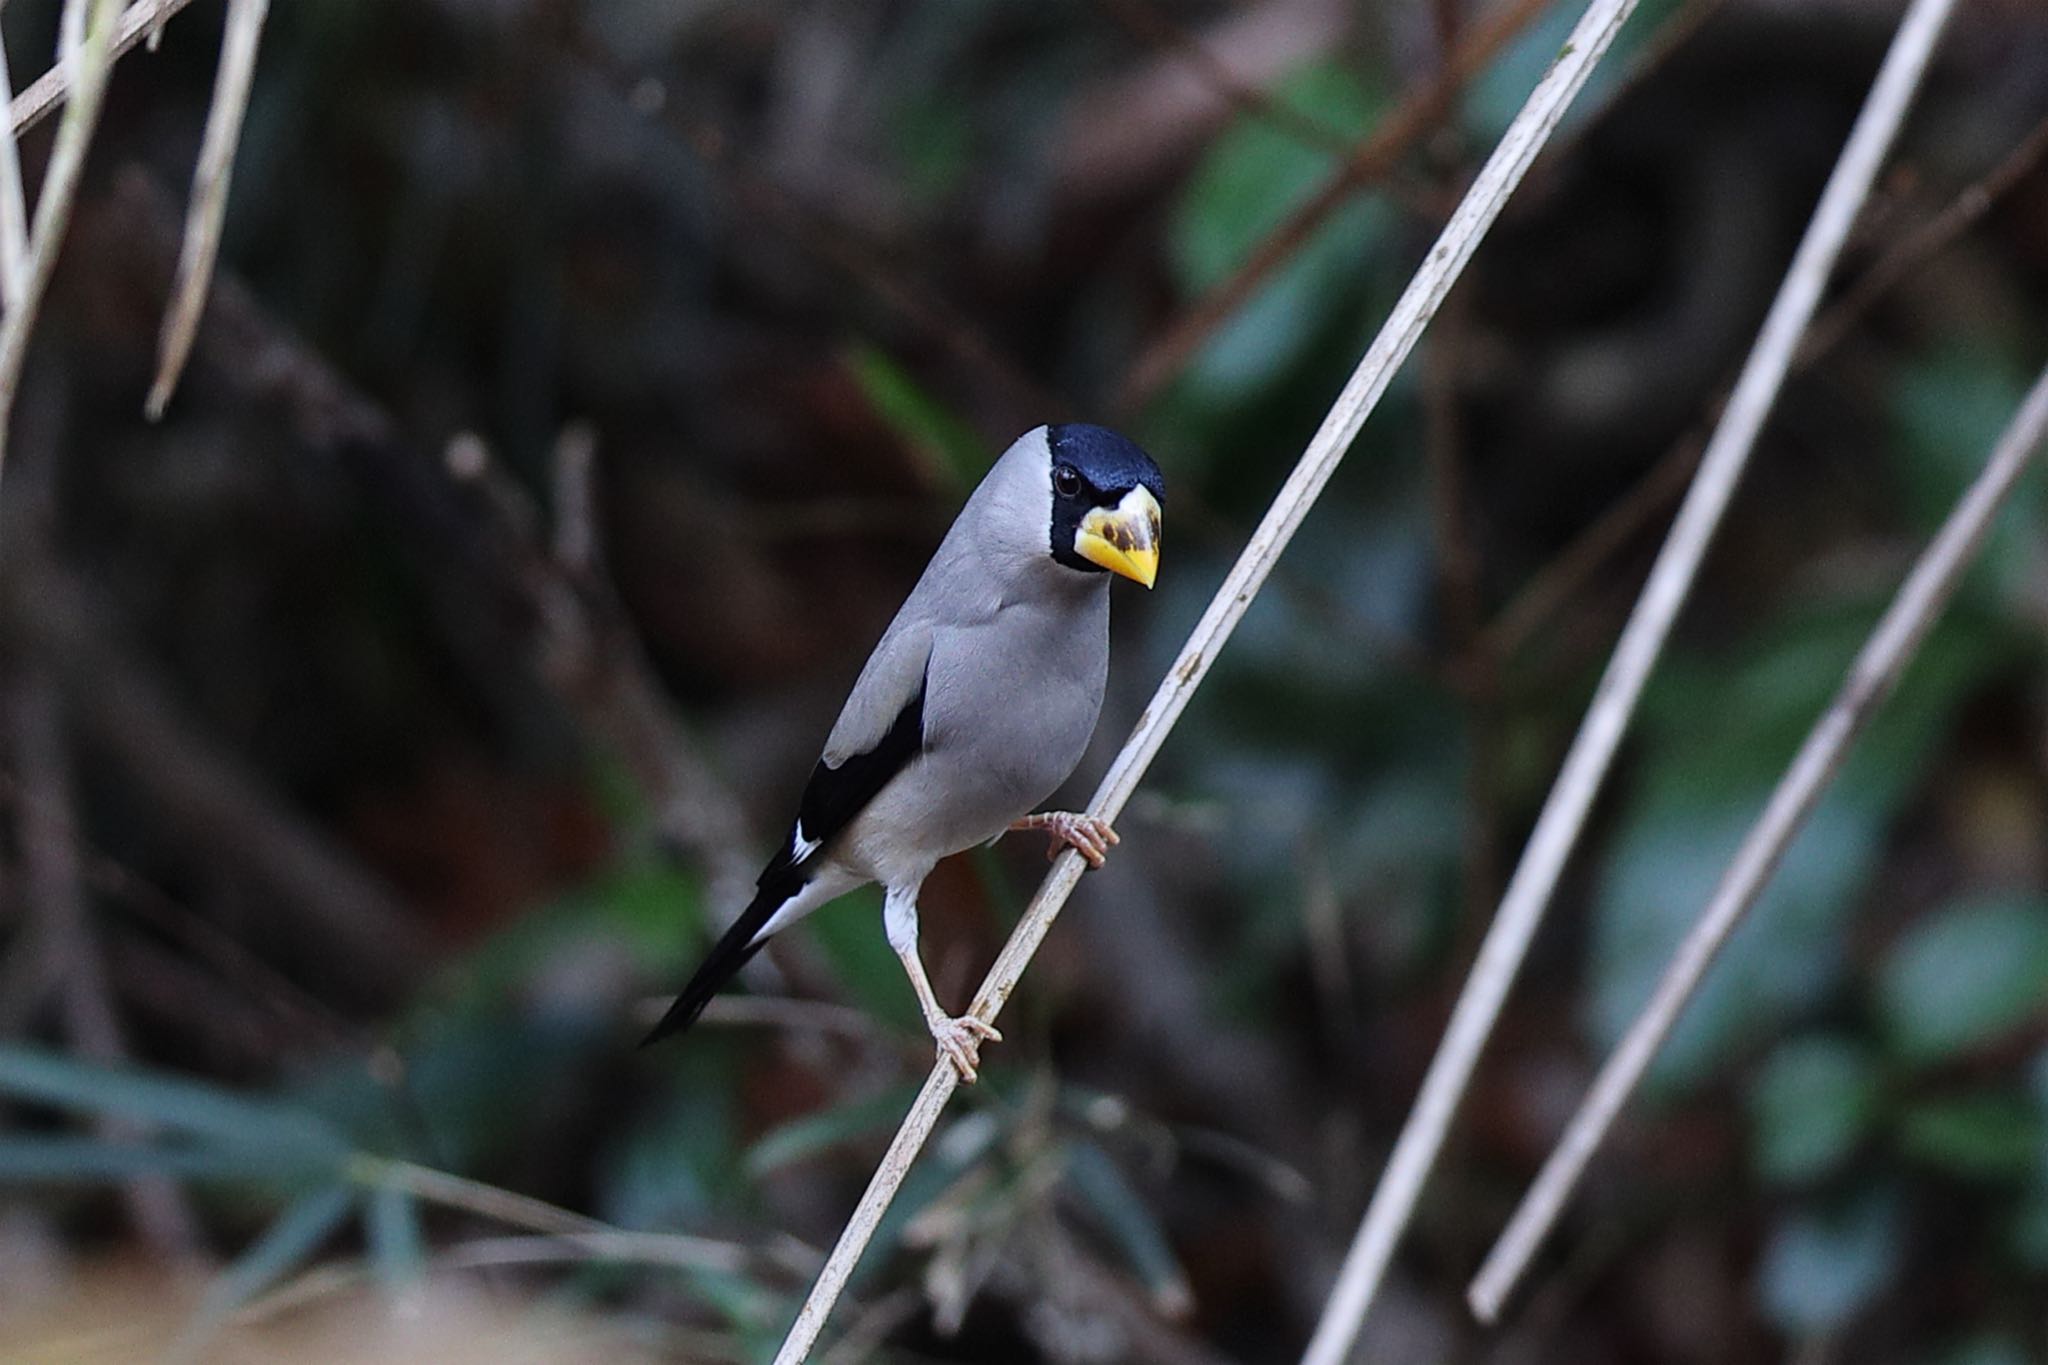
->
773, 0, 1647, 1356
0, 28, 30, 306
0, 0, 122, 516
1299, 0, 1958, 1356
1469, 354, 2048, 1320
147, 0, 268, 419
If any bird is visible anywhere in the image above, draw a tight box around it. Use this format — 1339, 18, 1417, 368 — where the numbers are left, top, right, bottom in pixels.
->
643, 423, 1163, 1082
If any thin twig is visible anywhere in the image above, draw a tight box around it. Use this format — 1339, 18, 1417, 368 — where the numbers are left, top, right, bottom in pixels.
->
774, 2, 1645, 1357
146, 0, 269, 419
0, 0, 121, 514
1423, 286, 1502, 930
232, 1230, 803, 1330
9, 0, 204, 137
1483, 99, 2046, 662
345, 1153, 599, 1236
1300, 0, 1959, 1356
1481, 434, 1702, 660
1799, 105, 2048, 370
1115, 0, 1556, 415
336, 1156, 819, 1293
1095, 0, 1355, 155
1468, 354, 2048, 1321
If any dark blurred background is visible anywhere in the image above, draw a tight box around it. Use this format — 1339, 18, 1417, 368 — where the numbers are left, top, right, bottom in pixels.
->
3, 0, 2048, 1360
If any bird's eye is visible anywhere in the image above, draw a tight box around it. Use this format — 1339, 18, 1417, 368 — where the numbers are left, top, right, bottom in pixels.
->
1053, 465, 1081, 498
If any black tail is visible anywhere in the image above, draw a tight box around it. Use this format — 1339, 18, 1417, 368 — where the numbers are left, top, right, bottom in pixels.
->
640, 877, 787, 1048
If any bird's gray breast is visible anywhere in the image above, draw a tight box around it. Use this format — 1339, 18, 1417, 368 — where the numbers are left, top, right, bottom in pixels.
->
852, 586, 1109, 875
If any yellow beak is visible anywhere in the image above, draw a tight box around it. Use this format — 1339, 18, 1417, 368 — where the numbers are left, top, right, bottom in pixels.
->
1074, 485, 1162, 589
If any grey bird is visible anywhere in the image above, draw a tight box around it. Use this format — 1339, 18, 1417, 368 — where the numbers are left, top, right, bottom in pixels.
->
644, 423, 1164, 1081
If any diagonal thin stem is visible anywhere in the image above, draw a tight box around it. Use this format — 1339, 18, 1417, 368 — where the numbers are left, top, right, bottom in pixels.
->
8, 0, 203, 137
0, 26, 30, 307
1298, 0, 1959, 1356
146, 0, 268, 419
772, 0, 1647, 1357
0, 0, 121, 517
1469, 354, 2048, 1320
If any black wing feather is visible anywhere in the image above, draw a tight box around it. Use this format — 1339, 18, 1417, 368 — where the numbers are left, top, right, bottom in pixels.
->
641, 666, 928, 1048
787, 668, 928, 874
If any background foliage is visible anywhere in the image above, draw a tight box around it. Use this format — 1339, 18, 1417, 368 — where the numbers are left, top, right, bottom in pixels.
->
2, 0, 2046, 1360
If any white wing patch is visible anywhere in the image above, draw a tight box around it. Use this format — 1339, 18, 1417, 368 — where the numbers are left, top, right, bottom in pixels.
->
790, 822, 822, 864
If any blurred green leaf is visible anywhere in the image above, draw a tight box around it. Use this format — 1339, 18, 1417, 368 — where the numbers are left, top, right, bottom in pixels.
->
455, 857, 704, 1008
887, 93, 976, 204
171, 1186, 357, 1363
1062, 1139, 1192, 1317
1877, 895, 2048, 1067
1757, 1188, 1903, 1336
1590, 597, 2001, 1092
1169, 63, 1378, 290
1463, 0, 1688, 142
1165, 61, 1393, 408
803, 886, 921, 1030
0, 1138, 293, 1183
602, 1051, 745, 1230
1888, 343, 2045, 604
1898, 1094, 2042, 1180
746, 1083, 922, 1177
845, 344, 992, 488
1927, 1336, 2035, 1365
2011, 1188, 2048, 1271
1749, 1036, 1881, 1184
1588, 794, 1875, 1092
0, 1046, 347, 1163
366, 1183, 426, 1293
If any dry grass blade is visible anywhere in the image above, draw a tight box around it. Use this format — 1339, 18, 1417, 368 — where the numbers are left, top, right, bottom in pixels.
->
0, 29, 30, 306
146, 0, 268, 420
345, 1154, 605, 1237
9, 0, 204, 136
1468, 354, 2048, 1321
0, 0, 122, 514
1299, 0, 1960, 1356
772, 1, 1646, 1358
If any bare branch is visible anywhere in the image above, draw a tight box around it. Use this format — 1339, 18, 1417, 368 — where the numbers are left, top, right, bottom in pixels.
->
8, 0, 205, 138
1301, 0, 1960, 1355
1481, 434, 1702, 660
1483, 97, 2048, 665
1799, 106, 2048, 370
1094, 0, 1355, 156
1469, 353, 2048, 1321
772, 1, 1648, 1356
146, 0, 269, 420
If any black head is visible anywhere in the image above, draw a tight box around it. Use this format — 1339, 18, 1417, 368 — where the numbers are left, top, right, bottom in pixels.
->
1047, 424, 1166, 581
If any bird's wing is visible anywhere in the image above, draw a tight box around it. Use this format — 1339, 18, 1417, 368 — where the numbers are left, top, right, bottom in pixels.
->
784, 620, 935, 870
641, 625, 931, 1048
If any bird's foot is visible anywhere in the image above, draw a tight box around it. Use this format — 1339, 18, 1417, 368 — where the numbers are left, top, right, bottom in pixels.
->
925, 1011, 1002, 1084
1011, 811, 1119, 868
